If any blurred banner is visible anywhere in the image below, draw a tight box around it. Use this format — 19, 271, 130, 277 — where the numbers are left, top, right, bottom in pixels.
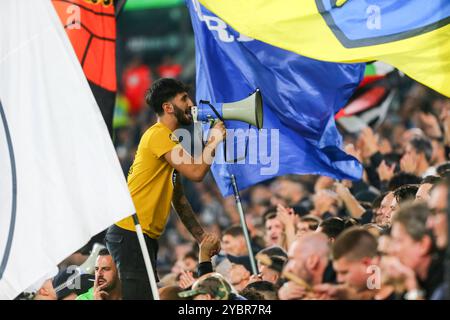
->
125, 0, 184, 10
199, 0, 450, 97
117, 5, 191, 65
187, 0, 364, 196
336, 62, 400, 133
52, 0, 120, 136
0, 0, 135, 299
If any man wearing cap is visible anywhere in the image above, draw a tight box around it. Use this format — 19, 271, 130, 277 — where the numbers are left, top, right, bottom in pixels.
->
23, 267, 59, 300
254, 246, 288, 285
52, 271, 94, 300
178, 273, 238, 300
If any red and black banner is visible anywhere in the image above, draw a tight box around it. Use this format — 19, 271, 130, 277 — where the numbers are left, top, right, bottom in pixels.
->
52, 0, 126, 137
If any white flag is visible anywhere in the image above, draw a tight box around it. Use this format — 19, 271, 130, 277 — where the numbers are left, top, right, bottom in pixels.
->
0, 0, 135, 299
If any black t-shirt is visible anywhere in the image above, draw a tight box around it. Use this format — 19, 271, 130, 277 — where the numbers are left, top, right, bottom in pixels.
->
322, 261, 337, 284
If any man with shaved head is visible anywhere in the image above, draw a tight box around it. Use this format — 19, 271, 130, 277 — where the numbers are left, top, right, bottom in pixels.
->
314, 228, 395, 300
331, 228, 380, 294
278, 232, 329, 300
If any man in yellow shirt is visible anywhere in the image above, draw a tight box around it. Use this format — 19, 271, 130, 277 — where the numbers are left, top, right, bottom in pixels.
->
105, 78, 225, 300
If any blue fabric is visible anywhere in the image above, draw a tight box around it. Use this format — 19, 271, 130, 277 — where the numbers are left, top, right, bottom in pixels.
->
187, 0, 365, 196
318, 0, 450, 43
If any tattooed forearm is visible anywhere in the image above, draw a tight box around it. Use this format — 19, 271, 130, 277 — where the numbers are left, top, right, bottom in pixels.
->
173, 197, 205, 243
172, 175, 205, 243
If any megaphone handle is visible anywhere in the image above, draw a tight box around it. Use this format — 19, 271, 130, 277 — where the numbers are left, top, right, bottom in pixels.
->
203, 119, 229, 163
203, 119, 217, 146
199, 100, 224, 122
206, 120, 229, 163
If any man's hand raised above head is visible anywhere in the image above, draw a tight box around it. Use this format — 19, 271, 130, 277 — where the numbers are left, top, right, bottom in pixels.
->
359, 127, 380, 159
377, 160, 396, 182
400, 152, 418, 174
276, 204, 295, 227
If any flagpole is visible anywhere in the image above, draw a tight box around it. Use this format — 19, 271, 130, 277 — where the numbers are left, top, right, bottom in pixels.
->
230, 174, 258, 275
132, 214, 160, 300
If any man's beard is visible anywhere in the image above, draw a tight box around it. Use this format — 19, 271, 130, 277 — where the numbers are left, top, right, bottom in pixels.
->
173, 104, 193, 126
97, 277, 115, 292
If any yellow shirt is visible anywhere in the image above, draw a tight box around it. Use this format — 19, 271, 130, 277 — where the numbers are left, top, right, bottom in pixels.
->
116, 122, 180, 238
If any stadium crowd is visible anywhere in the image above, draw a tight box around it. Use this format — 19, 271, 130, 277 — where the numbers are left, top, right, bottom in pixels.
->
22, 71, 450, 301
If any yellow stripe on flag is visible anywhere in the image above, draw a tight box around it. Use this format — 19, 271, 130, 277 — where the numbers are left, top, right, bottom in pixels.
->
199, 0, 450, 97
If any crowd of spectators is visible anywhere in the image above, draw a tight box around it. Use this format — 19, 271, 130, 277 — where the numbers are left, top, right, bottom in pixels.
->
21, 66, 450, 300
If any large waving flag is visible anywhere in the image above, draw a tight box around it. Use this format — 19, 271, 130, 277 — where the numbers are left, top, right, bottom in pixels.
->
187, 0, 364, 196
199, 0, 450, 98
0, 0, 135, 299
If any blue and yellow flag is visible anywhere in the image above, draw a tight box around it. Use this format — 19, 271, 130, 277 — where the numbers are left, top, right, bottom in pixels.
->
187, 0, 364, 196
199, 0, 450, 97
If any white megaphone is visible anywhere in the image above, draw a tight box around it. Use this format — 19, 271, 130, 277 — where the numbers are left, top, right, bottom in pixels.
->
78, 243, 106, 275
191, 89, 263, 129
